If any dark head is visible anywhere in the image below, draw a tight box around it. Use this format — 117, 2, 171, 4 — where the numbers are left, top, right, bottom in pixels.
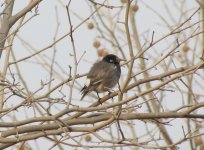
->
102, 54, 124, 65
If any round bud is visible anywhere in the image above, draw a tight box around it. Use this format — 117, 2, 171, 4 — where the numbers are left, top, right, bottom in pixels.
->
131, 4, 139, 12
87, 22, 94, 30
182, 43, 190, 52
97, 49, 108, 57
177, 54, 182, 58
101, 49, 108, 57
176, 54, 185, 64
93, 40, 101, 48
84, 135, 92, 142
195, 137, 203, 146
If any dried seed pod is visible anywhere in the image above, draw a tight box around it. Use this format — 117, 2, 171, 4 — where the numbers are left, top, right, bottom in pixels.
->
97, 49, 109, 57
84, 135, 92, 142
87, 22, 94, 30
182, 43, 190, 52
176, 53, 185, 64
93, 40, 101, 48
195, 137, 203, 146
131, 4, 139, 12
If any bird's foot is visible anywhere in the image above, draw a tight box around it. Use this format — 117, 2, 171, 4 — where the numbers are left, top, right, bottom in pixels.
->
96, 92, 103, 105
107, 89, 115, 100
97, 98, 103, 105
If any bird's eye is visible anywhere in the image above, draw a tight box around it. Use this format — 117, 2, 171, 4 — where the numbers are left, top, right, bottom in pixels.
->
109, 59, 113, 63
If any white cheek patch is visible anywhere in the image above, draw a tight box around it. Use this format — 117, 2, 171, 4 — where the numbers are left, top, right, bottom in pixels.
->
85, 78, 91, 87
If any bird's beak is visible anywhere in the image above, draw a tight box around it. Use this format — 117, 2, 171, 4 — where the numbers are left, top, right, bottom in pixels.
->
117, 57, 126, 62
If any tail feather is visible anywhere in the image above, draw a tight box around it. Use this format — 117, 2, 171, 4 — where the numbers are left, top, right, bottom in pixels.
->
80, 86, 89, 101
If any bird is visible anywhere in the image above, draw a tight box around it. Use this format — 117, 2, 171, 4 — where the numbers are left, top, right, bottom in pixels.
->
80, 54, 125, 100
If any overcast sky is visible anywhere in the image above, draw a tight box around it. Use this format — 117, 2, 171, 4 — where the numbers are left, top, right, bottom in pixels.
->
0, 0, 201, 149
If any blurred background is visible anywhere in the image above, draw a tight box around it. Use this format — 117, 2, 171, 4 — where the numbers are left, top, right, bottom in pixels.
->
0, 0, 204, 149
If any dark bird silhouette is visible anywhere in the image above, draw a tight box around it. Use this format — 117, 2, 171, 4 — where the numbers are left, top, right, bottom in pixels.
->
80, 54, 124, 100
